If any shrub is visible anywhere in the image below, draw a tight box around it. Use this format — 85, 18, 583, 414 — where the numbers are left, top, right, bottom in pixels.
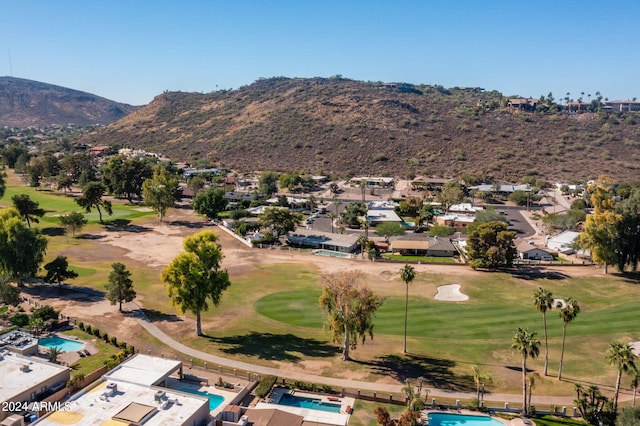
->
78, 322, 84, 331
92, 328, 101, 337
255, 376, 277, 398
10, 313, 29, 327
85, 325, 92, 335
110, 336, 118, 346
102, 332, 109, 342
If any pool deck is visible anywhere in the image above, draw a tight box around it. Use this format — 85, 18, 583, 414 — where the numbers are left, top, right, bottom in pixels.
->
164, 376, 241, 417
39, 333, 95, 366
257, 388, 352, 426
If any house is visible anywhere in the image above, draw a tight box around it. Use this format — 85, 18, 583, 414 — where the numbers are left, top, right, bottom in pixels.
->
604, 100, 640, 112
286, 230, 359, 253
390, 236, 456, 257
435, 214, 475, 232
516, 241, 555, 261
240, 408, 304, 426
411, 177, 451, 191
508, 98, 539, 111
469, 183, 532, 195
448, 203, 484, 214
349, 176, 394, 188
546, 230, 580, 254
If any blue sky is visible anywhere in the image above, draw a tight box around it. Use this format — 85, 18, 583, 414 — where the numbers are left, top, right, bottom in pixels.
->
1, 1, 638, 105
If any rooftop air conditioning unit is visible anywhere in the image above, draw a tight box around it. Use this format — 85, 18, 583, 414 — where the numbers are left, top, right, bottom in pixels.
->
106, 383, 117, 396
154, 390, 166, 402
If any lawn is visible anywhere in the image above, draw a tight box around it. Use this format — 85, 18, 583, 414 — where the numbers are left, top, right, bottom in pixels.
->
382, 254, 456, 263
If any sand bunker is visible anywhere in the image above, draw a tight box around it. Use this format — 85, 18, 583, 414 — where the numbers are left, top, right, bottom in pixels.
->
434, 284, 469, 301
630, 342, 640, 356
553, 298, 566, 308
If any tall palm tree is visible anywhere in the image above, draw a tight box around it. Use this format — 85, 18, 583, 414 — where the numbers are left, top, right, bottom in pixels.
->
606, 341, 637, 412
632, 369, 639, 407
328, 213, 335, 234
528, 372, 542, 414
557, 297, 580, 380
357, 235, 369, 259
472, 366, 492, 407
399, 264, 416, 354
533, 287, 554, 376
511, 327, 540, 415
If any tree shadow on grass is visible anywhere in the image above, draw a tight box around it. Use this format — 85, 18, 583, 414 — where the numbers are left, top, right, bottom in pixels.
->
355, 354, 476, 392
205, 332, 338, 362
615, 271, 640, 285
141, 308, 182, 323
42, 226, 65, 237
509, 267, 569, 281
167, 220, 210, 229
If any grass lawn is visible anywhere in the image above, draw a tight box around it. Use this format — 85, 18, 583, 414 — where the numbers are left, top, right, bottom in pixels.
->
532, 415, 588, 426
61, 329, 121, 377
348, 399, 407, 426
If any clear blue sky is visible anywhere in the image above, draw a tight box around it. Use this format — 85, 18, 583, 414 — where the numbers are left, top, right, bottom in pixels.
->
1, 0, 638, 105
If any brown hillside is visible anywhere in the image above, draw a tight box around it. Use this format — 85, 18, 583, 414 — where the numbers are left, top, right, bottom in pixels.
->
79, 77, 640, 182
0, 77, 137, 127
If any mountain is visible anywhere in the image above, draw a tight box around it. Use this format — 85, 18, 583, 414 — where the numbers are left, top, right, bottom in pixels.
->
0, 77, 137, 127
77, 77, 640, 182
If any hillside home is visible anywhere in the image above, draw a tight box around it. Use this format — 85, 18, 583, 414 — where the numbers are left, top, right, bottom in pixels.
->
604, 100, 640, 112
349, 177, 394, 188
507, 98, 539, 111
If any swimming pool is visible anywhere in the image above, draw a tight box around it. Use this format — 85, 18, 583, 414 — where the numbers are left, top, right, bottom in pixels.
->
277, 393, 341, 413
428, 412, 505, 426
313, 250, 352, 258
38, 336, 83, 352
177, 387, 224, 411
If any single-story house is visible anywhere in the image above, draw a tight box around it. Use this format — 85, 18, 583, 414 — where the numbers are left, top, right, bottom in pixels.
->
366, 209, 403, 225
546, 230, 580, 254
516, 241, 555, 261
435, 214, 475, 231
286, 230, 359, 253
469, 183, 532, 195
448, 203, 484, 214
390, 236, 456, 257
411, 177, 450, 191
349, 176, 394, 188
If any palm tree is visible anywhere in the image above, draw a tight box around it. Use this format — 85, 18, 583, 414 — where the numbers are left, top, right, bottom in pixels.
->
472, 366, 492, 407
47, 346, 62, 363
399, 264, 416, 354
511, 327, 540, 415
533, 287, 554, 376
557, 297, 580, 380
357, 235, 368, 259
528, 372, 542, 414
606, 341, 637, 412
632, 370, 639, 407
328, 213, 335, 233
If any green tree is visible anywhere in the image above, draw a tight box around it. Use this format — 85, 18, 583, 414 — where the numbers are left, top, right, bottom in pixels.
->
558, 297, 580, 380
101, 155, 153, 202
606, 341, 637, 413
437, 181, 464, 211
375, 222, 406, 237
466, 221, 516, 269
44, 255, 78, 285
616, 406, 640, 426
11, 194, 45, 227
258, 171, 279, 195
193, 187, 228, 219
399, 264, 415, 354
0, 169, 6, 199
105, 262, 136, 312
142, 167, 179, 222
575, 385, 613, 425
56, 175, 73, 194
319, 270, 385, 361
31, 305, 59, 322
511, 327, 540, 415
59, 211, 88, 238
28, 316, 45, 336
260, 207, 302, 238
0, 274, 20, 306
162, 230, 231, 336
340, 202, 367, 228
533, 287, 554, 376
509, 190, 531, 206
616, 188, 640, 272
76, 182, 112, 224
0, 208, 48, 285
357, 235, 369, 259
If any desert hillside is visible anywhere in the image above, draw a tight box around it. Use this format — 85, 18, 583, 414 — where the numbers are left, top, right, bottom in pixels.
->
77, 77, 640, 181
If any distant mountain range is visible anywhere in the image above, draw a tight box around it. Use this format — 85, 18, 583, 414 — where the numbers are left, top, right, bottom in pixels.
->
0, 77, 137, 127
76, 77, 640, 182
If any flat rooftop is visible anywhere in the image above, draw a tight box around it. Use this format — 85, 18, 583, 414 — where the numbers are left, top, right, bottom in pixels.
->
104, 354, 182, 386
35, 379, 209, 426
0, 350, 70, 402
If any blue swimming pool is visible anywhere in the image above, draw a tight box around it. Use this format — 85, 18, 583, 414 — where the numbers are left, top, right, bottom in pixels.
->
38, 336, 83, 352
177, 387, 224, 411
314, 250, 352, 258
428, 412, 505, 426
277, 393, 341, 413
